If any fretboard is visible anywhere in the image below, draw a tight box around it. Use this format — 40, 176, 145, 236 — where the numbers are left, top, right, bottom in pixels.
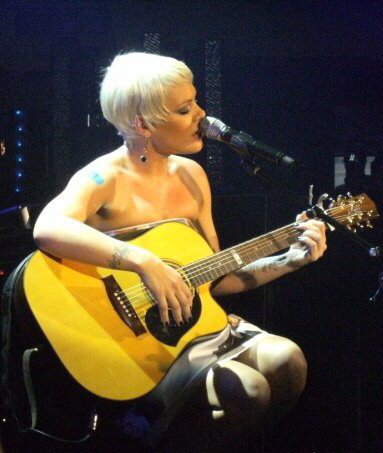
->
184, 223, 300, 288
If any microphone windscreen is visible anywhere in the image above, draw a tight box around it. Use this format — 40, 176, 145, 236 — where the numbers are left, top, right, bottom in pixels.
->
199, 116, 226, 140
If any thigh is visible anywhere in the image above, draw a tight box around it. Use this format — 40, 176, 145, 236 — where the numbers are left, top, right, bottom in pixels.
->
235, 333, 306, 375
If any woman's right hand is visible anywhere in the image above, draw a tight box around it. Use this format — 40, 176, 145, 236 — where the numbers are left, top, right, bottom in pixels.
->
133, 249, 193, 325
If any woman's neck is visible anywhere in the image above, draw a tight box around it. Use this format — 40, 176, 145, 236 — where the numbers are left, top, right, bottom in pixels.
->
125, 141, 171, 177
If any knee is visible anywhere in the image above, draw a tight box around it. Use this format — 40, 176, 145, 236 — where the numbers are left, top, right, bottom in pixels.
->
209, 363, 271, 424
259, 338, 308, 396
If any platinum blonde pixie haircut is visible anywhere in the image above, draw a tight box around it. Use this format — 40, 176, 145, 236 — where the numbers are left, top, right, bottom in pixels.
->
100, 52, 193, 145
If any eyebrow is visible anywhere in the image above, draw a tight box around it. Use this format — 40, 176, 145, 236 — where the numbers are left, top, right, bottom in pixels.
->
175, 98, 194, 109
174, 87, 198, 109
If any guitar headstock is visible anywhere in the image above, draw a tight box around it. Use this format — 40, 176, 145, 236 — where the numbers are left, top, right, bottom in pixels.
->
325, 193, 379, 232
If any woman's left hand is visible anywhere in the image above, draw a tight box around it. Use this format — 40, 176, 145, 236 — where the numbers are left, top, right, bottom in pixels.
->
286, 214, 327, 269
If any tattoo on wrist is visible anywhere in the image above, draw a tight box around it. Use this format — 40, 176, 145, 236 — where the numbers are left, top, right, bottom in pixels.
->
108, 244, 131, 269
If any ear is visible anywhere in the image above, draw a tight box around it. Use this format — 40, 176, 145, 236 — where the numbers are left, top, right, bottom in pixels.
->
134, 116, 151, 137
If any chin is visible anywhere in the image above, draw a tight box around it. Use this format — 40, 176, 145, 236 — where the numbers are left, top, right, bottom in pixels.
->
186, 146, 203, 155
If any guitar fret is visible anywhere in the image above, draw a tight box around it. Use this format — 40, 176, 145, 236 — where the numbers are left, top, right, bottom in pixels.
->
185, 228, 300, 286
184, 194, 377, 288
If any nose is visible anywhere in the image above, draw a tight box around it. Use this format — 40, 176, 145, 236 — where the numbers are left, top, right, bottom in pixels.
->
194, 104, 206, 122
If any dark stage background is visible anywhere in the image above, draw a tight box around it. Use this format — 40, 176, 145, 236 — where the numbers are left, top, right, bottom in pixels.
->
1, 1, 383, 451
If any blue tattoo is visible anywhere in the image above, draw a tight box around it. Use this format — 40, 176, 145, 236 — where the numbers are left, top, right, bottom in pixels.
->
89, 172, 104, 185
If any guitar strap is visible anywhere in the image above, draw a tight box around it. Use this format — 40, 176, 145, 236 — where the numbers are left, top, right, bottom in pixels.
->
1, 255, 31, 426
0, 256, 97, 444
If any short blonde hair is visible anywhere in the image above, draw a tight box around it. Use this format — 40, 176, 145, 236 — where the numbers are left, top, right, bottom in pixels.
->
100, 52, 193, 145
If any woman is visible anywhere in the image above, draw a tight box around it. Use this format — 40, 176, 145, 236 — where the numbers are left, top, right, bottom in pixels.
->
33, 52, 327, 446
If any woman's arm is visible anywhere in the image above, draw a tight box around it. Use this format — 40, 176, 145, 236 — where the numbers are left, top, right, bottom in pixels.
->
190, 163, 327, 297
33, 164, 193, 325
212, 217, 327, 296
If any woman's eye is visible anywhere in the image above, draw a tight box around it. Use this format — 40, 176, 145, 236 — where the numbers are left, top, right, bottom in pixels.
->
177, 100, 198, 115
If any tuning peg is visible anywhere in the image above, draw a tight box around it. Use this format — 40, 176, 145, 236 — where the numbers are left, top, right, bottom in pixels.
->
318, 193, 333, 208
337, 195, 346, 202
366, 221, 373, 228
346, 223, 357, 233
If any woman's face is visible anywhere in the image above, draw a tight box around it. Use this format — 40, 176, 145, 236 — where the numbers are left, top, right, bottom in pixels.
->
148, 83, 206, 156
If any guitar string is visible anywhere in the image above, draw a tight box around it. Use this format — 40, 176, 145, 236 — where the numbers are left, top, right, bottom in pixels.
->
114, 207, 358, 320
116, 208, 357, 316
116, 204, 349, 304
125, 211, 360, 323
114, 223, 302, 321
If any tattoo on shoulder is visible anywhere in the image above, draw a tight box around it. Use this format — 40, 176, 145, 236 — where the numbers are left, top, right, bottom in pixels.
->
89, 171, 105, 185
108, 244, 131, 269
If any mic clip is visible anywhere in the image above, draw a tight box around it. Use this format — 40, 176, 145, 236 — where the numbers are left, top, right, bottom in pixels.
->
369, 245, 383, 258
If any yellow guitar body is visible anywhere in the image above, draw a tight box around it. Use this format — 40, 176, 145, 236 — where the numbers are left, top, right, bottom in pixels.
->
23, 221, 228, 401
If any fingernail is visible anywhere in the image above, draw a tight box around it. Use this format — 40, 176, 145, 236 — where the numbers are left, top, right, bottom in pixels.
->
187, 316, 193, 323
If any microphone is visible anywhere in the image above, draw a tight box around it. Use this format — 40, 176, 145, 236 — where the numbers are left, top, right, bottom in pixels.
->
199, 116, 295, 167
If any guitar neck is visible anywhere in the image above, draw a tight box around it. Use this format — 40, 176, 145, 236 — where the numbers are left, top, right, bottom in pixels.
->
183, 223, 300, 287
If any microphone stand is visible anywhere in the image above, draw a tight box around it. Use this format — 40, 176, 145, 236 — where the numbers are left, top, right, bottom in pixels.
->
240, 156, 383, 303
240, 157, 382, 259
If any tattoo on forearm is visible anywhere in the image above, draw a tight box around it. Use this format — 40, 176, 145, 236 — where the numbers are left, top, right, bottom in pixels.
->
108, 244, 131, 269
239, 255, 288, 276
235, 270, 259, 287
234, 254, 294, 288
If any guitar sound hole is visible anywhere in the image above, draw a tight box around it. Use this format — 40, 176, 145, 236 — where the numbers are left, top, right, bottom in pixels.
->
145, 293, 202, 347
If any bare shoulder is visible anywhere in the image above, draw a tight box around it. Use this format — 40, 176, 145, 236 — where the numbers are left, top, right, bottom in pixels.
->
71, 146, 126, 187
171, 155, 209, 182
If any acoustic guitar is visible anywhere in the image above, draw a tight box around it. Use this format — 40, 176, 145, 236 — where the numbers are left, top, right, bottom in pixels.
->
20, 194, 378, 400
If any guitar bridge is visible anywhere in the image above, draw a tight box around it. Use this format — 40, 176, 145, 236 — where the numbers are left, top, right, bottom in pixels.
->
102, 275, 147, 336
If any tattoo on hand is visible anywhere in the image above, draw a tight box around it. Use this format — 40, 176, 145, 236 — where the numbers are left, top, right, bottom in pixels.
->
108, 244, 131, 269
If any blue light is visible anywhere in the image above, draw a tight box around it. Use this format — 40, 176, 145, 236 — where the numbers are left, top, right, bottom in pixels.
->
17, 126, 24, 132
15, 110, 23, 116
16, 171, 23, 178
16, 156, 23, 163
16, 140, 23, 148
15, 187, 21, 193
